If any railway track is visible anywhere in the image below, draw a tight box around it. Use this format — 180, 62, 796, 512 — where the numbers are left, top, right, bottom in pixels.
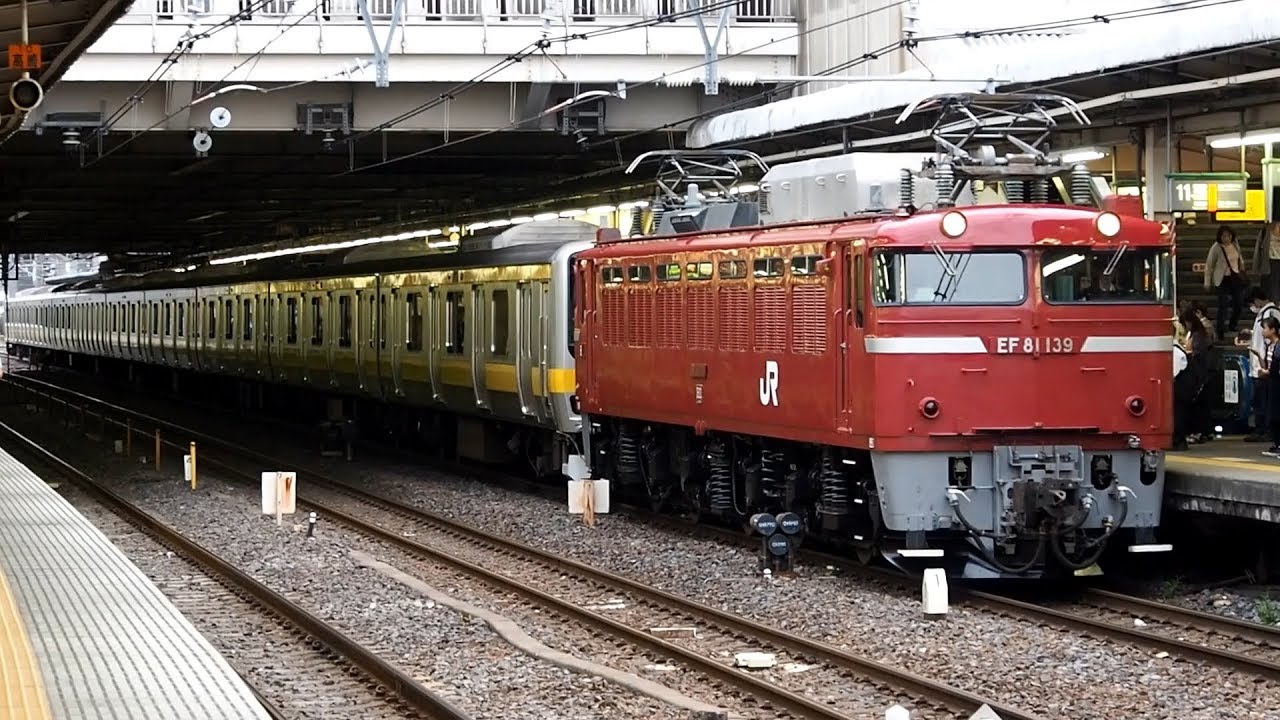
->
3, 373, 1038, 720
0, 417, 470, 720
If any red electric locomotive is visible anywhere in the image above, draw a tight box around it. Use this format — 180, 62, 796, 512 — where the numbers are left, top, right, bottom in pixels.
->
573, 98, 1174, 578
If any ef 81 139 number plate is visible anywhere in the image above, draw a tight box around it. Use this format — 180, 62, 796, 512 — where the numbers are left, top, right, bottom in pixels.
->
990, 336, 1078, 354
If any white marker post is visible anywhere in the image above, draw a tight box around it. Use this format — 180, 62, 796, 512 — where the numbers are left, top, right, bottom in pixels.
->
261, 472, 298, 526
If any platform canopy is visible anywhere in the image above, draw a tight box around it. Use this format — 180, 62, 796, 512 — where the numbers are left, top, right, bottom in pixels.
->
690, 0, 1280, 154
0, 0, 130, 141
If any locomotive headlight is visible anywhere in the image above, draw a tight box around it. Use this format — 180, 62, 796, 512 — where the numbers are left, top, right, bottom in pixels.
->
940, 211, 967, 238
1095, 211, 1122, 238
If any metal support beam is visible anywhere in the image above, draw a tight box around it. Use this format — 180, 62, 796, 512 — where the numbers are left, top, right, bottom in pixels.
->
690, 0, 731, 95
356, 0, 407, 88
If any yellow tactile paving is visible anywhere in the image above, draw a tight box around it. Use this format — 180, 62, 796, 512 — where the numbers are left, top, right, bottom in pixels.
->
0, 565, 50, 720
1168, 453, 1280, 473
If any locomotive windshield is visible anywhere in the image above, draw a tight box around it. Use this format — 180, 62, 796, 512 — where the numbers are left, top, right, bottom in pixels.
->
872, 250, 1026, 305
1040, 248, 1174, 304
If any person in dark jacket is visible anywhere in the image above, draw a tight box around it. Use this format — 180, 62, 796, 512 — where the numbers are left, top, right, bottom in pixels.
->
1174, 307, 1213, 449
1262, 317, 1280, 456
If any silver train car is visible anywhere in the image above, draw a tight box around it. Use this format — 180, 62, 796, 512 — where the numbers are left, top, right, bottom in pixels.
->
7, 220, 594, 472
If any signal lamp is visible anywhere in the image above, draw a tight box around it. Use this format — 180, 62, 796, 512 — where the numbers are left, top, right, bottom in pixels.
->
940, 211, 967, 238
9, 77, 43, 112
919, 397, 940, 419
1126, 395, 1146, 417
1095, 211, 1122, 238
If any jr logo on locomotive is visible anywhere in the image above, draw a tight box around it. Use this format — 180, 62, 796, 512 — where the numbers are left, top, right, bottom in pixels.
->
759, 360, 779, 407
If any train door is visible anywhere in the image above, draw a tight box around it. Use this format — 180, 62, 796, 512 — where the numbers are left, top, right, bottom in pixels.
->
384, 287, 403, 398
378, 286, 396, 398
427, 285, 443, 402
470, 284, 490, 411
515, 281, 542, 420
354, 288, 372, 394
324, 292, 338, 388
841, 242, 871, 434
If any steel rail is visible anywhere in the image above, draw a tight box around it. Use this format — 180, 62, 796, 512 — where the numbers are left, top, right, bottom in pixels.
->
3, 374, 1041, 720
0, 416, 471, 720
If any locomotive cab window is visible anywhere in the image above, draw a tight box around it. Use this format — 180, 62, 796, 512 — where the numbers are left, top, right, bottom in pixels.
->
601, 267, 624, 285
1041, 248, 1174, 304
626, 265, 651, 283
873, 250, 1026, 305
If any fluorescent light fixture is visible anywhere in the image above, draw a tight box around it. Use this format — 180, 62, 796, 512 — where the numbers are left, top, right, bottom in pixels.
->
1207, 129, 1280, 149
425, 228, 442, 236
559, 208, 586, 217
488, 219, 512, 228
510, 216, 533, 224
1043, 253, 1085, 276
730, 183, 760, 194
468, 221, 490, 231
6, 210, 28, 222
411, 229, 431, 238
394, 232, 415, 241
447, 225, 461, 232
587, 205, 616, 215
427, 238, 459, 249
618, 200, 651, 210
1058, 148, 1107, 164
533, 212, 558, 221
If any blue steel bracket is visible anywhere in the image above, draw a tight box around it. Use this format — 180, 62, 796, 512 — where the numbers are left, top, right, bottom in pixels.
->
356, 0, 407, 87
690, 0, 731, 95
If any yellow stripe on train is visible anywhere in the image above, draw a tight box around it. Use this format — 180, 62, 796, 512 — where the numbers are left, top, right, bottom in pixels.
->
439, 361, 575, 396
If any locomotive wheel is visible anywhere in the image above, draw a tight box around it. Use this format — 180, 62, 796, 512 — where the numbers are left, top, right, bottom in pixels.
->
853, 543, 877, 566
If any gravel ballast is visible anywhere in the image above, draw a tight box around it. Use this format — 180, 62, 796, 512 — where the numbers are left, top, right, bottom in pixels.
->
14, 372, 1280, 720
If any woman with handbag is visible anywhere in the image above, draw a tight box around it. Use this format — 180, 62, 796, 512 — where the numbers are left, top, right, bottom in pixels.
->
1205, 225, 1247, 338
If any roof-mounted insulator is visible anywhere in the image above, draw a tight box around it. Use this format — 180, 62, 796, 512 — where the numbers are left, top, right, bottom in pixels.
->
1030, 179, 1049, 204
684, 183, 703, 209
935, 163, 956, 209
898, 168, 915, 214
628, 206, 644, 237
1070, 163, 1092, 206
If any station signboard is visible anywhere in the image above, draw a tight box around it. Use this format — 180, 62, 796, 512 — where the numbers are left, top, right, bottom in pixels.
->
1167, 174, 1248, 213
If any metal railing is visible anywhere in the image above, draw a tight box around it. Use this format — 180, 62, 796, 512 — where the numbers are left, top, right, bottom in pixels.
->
137, 0, 794, 24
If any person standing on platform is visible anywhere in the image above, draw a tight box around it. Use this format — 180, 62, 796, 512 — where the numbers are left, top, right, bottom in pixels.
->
1252, 222, 1280, 301
1205, 225, 1247, 338
1175, 307, 1213, 449
1245, 287, 1280, 442
1260, 317, 1280, 457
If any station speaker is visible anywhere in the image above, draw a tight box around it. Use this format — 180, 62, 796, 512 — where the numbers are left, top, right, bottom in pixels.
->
8, 77, 43, 112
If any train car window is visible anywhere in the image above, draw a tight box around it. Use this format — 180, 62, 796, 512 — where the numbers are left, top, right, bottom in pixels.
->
791, 255, 823, 276
224, 299, 235, 340
405, 293, 422, 351
657, 263, 681, 282
1041, 248, 1175, 304
685, 261, 713, 280
286, 297, 299, 344
243, 299, 255, 342
338, 295, 353, 348
445, 291, 465, 354
718, 260, 747, 280
130, 304, 137, 333
176, 302, 185, 337
377, 294, 386, 349
152, 303, 160, 335
753, 257, 783, 277
207, 301, 217, 339
626, 265, 651, 283
111, 306, 118, 333
266, 297, 276, 344
872, 250, 1026, 305
601, 267, 624, 285
492, 289, 510, 356
311, 297, 324, 345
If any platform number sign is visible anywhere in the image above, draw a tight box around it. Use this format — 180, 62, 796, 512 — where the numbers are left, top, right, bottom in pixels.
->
759, 360, 780, 407
1224, 369, 1240, 405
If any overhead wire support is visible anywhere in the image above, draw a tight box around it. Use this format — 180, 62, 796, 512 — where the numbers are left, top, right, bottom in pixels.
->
690, 0, 732, 95
357, 0, 407, 87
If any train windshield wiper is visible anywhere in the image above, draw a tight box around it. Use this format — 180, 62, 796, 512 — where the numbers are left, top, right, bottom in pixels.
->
1102, 241, 1129, 277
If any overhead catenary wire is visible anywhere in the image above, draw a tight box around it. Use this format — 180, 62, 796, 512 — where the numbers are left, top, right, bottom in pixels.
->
81, 0, 334, 169
88, 0, 284, 146
583, 0, 1245, 152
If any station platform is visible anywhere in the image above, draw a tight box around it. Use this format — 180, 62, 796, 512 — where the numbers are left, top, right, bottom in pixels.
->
1165, 438, 1280, 524
0, 445, 269, 719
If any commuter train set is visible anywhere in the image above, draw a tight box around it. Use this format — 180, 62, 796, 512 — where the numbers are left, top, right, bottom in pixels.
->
6, 95, 1176, 578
